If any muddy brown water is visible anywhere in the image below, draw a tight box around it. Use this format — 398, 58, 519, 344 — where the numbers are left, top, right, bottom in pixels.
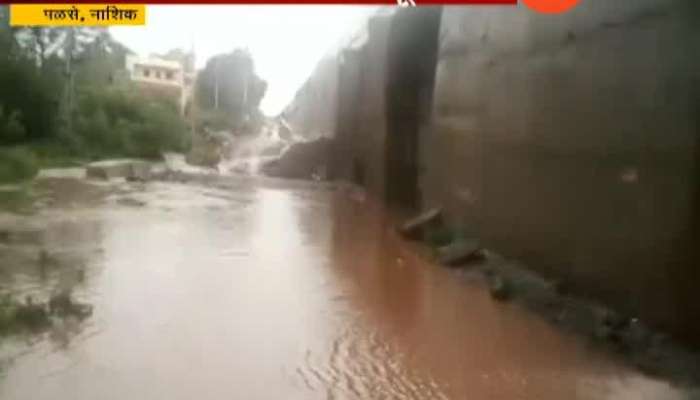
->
0, 175, 692, 399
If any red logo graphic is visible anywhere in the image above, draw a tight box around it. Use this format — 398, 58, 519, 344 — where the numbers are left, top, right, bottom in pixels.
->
523, 0, 580, 14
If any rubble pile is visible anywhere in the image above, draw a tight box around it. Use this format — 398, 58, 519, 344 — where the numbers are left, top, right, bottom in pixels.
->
260, 137, 331, 180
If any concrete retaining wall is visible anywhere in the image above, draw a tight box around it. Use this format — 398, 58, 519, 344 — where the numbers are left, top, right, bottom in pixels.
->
425, 0, 700, 342
284, 1, 700, 344
332, 15, 393, 200
281, 56, 339, 140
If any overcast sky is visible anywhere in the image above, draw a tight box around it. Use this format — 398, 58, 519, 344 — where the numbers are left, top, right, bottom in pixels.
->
111, 6, 376, 116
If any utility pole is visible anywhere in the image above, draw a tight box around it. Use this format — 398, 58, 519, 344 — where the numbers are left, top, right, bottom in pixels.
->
189, 39, 196, 137
214, 57, 219, 110
242, 73, 247, 108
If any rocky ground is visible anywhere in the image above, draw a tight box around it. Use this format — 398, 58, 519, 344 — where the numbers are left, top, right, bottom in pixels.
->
397, 208, 700, 389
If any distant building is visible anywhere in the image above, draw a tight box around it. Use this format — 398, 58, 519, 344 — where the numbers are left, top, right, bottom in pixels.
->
125, 53, 195, 116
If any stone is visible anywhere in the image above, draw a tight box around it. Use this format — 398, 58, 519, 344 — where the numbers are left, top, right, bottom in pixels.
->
76, 268, 86, 283
0, 229, 44, 245
593, 307, 628, 341
48, 291, 72, 315
15, 296, 50, 329
424, 227, 458, 248
489, 275, 512, 301
398, 208, 442, 240
260, 138, 331, 180
260, 142, 287, 158
86, 160, 152, 181
594, 323, 614, 341
593, 307, 640, 345
311, 165, 328, 181
86, 162, 131, 180
437, 239, 482, 267
38, 249, 52, 266
619, 318, 652, 352
126, 162, 152, 182
601, 308, 628, 330
547, 279, 569, 296
49, 291, 93, 319
277, 119, 293, 141
117, 197, 147, 207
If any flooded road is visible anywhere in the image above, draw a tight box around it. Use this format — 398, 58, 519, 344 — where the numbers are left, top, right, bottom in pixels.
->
0, 175, 692, 399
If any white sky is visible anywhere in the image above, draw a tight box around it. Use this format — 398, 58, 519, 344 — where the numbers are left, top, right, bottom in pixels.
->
111, 6, 376, 115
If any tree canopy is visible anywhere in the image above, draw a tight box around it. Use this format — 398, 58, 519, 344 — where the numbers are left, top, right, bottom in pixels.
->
195, 48, 268, 131
0, 11, 191, 181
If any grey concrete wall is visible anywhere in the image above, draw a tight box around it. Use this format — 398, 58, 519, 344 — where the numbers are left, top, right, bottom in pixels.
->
283, 14, 393, 202
332, 47, 362, 181
281, 55, 339, 139
333, 15, 393, 200
425, 0, 700, 342
385, 8, 442, 209
280, 1, 700, 344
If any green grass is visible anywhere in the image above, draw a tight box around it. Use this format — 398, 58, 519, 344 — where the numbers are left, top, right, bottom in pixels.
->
26, 141, 89, 169
0, 184, 34, 214
0, 295, 20, 335
0, 147, 38, 184
0, 86, 193, 182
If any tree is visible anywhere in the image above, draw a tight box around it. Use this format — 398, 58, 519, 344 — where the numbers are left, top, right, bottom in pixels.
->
0, 6, 18, 60
195, 48, 267, 128
74, 30, 132, 87
0, 9, 62, 143
160, 48, 195, 73
0, 11, 190, 169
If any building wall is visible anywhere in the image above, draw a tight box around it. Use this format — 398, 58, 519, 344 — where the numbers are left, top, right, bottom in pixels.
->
132, 65, 182, 86
125, 55, 190, 115
425, 0, 700, 342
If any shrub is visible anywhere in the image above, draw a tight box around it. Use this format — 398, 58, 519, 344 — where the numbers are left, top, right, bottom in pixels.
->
0, 57, 61, 143
0, 147, 39, 183
73, 87, 191, 159
0, 106, 27, 144
29, 139, 86, 168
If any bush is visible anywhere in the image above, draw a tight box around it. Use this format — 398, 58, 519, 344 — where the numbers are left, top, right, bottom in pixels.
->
72, 87, 191, 159
0, 106, 27, 143
29, 139, 86, 168
0, 147, 39, 183
0, 295, 19, 334
0, 57, 61, 143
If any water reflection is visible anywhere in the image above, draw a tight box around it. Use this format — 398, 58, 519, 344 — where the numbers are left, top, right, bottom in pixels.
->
0, 177, 692, 399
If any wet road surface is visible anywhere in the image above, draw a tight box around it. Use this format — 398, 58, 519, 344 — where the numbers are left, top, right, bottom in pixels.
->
0, 176, 692, 399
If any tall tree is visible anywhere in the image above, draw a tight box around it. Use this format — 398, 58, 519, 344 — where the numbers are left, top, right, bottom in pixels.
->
0, 23, 121, 143
196, 48, 267, 125
0, 8, 63, 143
